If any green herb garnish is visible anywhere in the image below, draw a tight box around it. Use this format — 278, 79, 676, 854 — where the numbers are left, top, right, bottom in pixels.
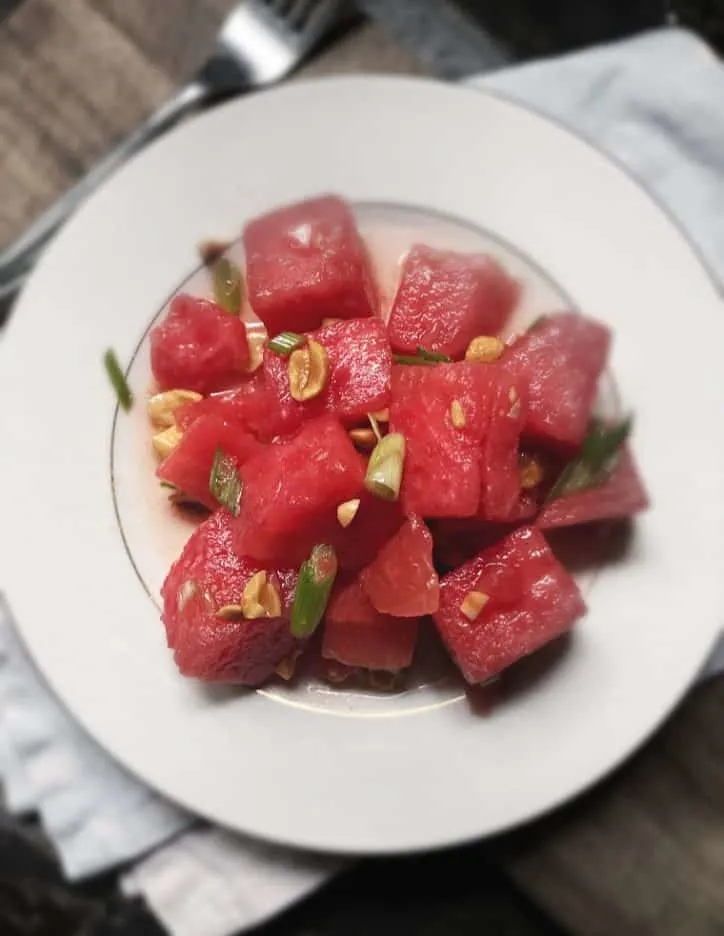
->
268, 331, 306, 356
104, 349, 133, 412
364, 432, 406, 501
209, 447, 242, 515
393, 346, 452, 366
528, 315, 547, 332
547, 416, 632, 502
212, 257, 243, 315
291, 545, 338, 638
368, 412, 383, 442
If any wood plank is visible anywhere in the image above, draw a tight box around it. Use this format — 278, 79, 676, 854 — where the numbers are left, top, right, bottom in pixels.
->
0, 0, 426, 247
497, 675, 724, 936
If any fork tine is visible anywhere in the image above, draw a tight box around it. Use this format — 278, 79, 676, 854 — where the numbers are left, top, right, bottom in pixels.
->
262, 0, 293, 16
285, 0, 316, 30
296, 0, 344, 37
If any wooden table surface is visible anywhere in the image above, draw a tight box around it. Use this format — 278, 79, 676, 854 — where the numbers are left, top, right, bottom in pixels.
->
3, 3, 724, 935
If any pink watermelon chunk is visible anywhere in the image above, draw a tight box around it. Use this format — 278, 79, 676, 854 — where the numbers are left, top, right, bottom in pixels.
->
538, 448, 649, 529
157, 413, 264, 509
151, 294, 250, 394
322, 578, 419, 672
161, 510, 297, 686
243, 195, 377, 335
262, 317, 392, 428
232, 414, 365, 565
390, 362, 525, 519
501, 312, 610, 450
361, 515, 439, 617
434, 526, 586, 684
387, 245, 519, 359
330, 492, 405, 572
174, 373, 303, 441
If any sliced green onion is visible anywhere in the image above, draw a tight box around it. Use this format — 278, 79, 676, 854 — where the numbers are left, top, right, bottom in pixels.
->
364, 432, 405, 501
209, 447, 242, 515
268, 331, 305, 356
393, 346, 452, 366
291, 544, 338, 638
528, 315, 548, 332
104, 349, 133, 411
547, 416, 632, 502
367, 412, 382, 442
213, 257, 243, 315
159, 481, 178, 491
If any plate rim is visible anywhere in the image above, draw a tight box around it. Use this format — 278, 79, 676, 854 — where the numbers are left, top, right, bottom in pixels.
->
2, 73, 723, 854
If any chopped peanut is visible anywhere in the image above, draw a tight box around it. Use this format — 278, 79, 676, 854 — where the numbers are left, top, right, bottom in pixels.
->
241, 571, 282, 619
243, 331, 265, 374
288, 339, 329, 401
337, 498, 361, 528
519, 454, 544, 490
216, 604, 245, 620
460, 590, 490, 621
465, 335, 505, 363
152, 425, 183, 459
349, 427, 378, 451
450, 399, 466, 429
148, 389, 202, 427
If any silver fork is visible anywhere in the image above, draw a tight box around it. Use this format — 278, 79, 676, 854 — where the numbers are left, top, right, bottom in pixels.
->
0, 0, 346, 309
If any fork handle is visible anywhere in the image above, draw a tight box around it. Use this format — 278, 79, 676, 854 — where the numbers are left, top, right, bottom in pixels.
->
0, 81, 210, 300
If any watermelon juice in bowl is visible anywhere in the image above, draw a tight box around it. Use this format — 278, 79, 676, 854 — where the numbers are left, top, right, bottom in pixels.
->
109, 195, 648, 717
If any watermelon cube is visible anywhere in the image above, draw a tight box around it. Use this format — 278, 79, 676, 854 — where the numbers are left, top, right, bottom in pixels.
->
322, 578, 418, 672
161, 510, 298, 686
151, 294, 250, 394
501, 312, 610, 450
387, 245, 518, 359
331, 492, 405, 571
157, 413, 264, 509
232, 414, 365, 565
262, 317, 392, 428
390, 362, 525, 519
434, 526, 586, 684
175, 373, 303, 441
361, 515, 439, 617
243, 195, 377, 335
538, 448, 649, 529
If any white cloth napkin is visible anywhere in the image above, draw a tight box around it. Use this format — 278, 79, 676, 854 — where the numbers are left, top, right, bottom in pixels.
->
2, 23, 724, 936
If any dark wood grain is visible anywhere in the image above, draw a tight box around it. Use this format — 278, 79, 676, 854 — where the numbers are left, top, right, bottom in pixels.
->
3, 3, 724, 936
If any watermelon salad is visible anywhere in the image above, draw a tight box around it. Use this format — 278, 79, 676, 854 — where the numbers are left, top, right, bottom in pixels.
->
114, 193, 649, 693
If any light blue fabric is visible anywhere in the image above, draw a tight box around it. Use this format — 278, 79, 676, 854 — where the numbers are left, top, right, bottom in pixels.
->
1, 23, 722, 934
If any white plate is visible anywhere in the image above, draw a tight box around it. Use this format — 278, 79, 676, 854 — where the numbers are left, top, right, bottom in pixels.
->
1, 76, 723, 855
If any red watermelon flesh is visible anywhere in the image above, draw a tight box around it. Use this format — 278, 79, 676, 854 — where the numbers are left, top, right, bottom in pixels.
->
322, 578, 418, 672
161, 510, 297, 686
150, 294, 250, 394
501, 312, 610, 450
262, 317, 392, 427
243, 195, 377, 335
478, 378, 528, 522
174, 373, 303, 441
330, 492, 405, 572
314, 317, 391, 421
157, 413, 264, 509
361, 515, 439, 617
538, 448, 649, 529
387, 245, 519, 359
390, 362, 524, 519
434, 526, 586, 684
232, 414, 365, 565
